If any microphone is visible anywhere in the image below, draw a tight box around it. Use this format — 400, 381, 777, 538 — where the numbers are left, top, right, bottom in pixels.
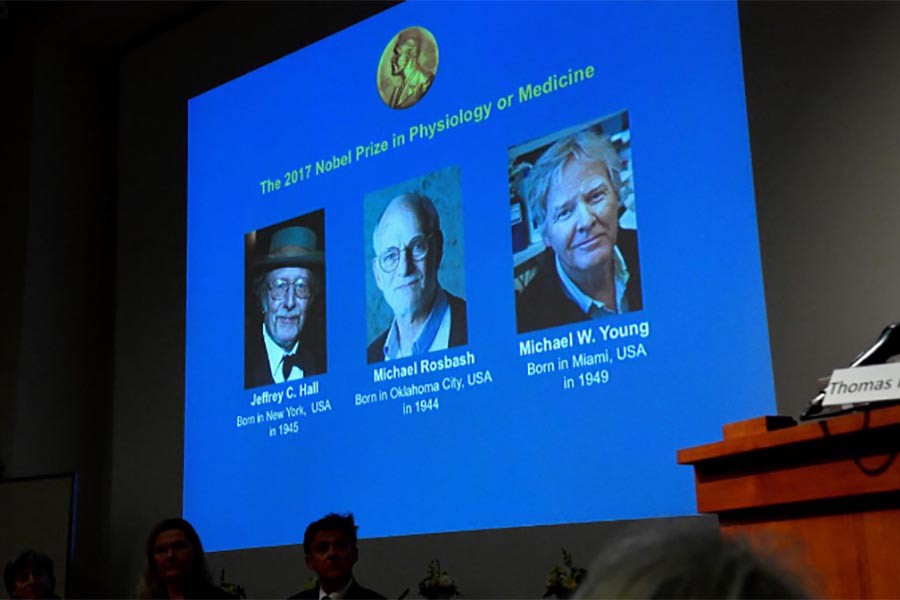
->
801, 322, 900, 419
846, 322, 900, 368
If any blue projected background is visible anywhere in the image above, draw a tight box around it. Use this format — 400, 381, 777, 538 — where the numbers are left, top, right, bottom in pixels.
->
185, 2, 774, 552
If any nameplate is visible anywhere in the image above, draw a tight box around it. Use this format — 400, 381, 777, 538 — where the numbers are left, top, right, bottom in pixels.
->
822, 363, 900, 406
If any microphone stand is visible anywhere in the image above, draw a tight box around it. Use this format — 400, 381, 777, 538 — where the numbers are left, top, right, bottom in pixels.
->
800, 322, 900, 420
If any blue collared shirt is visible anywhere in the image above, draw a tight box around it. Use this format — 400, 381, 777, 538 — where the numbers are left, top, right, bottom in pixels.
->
556, 246, 631, 317
383, 287, 451, 360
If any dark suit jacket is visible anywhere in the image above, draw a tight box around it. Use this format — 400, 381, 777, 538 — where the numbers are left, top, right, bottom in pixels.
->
366, 291, 468, 364
287, 580, 386, 600
515, 228, 643, 334
245, 327, 323, 389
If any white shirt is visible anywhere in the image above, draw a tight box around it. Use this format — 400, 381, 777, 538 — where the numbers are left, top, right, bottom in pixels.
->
262, 323, 305, 382
318, 578, 353, 600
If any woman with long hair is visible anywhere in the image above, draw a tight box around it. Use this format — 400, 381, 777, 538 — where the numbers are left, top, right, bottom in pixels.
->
139, 518, 232, 599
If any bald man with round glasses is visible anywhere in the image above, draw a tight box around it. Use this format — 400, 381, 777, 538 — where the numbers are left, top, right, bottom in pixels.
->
367, 193, 467, 364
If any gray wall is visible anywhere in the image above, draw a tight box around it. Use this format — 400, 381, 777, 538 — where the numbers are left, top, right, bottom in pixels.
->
3, 2, 900, 598
741, 2, 900, 412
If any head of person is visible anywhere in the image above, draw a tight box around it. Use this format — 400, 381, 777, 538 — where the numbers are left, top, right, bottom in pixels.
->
139, 517, 211, 599
4, 551, 56, 599
303, 513, 359, 590
526, 130, 624, 281
372, 193, 443, 321
253, 226, 323, 351
392, 30, 422, 75
573, 526, 809, 599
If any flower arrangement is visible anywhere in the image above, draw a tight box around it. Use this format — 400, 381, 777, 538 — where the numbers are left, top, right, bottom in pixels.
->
543, 548, 586, 599
418, 559, 461, 599
219, 569, 247, 599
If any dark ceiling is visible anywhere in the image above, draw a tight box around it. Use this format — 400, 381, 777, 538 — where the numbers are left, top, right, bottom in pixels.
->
2, 1, 216, 53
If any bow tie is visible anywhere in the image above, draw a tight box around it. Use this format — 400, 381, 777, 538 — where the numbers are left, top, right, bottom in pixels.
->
282, 352, 302, 380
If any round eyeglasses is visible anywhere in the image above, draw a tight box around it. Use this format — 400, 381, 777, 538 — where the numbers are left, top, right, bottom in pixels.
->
267, 278, 312, 300
376, 232, 434, 273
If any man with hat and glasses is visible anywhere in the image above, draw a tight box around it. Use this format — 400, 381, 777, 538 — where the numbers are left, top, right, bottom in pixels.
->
246, 225, 325, 388
367, 192, 467, 364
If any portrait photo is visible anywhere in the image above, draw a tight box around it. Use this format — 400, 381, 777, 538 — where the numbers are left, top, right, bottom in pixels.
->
364, 166, 468, 364
244, 209, 326, 389
510, 110, 643, 335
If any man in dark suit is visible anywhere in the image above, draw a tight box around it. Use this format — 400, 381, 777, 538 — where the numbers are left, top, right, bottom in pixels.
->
245, 226, 325, 389
288, 513, 385, 600
367, 192, 467, 363
516, 129, 643, 334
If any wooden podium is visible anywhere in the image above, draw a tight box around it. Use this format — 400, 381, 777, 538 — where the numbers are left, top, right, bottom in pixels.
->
678, 404, 900, 599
